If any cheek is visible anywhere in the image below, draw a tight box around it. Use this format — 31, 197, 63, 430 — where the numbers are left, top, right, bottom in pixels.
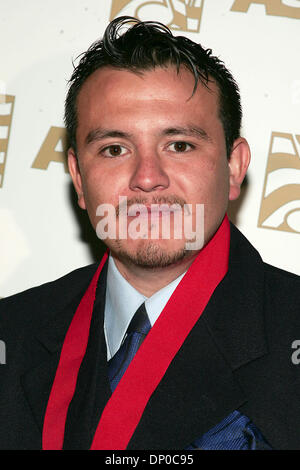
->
185, 159, 229, 205
174, 160, 219, 200
81, 167, 128, 213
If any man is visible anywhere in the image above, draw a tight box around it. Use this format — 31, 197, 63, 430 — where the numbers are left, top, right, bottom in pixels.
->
0, 16, 300, 450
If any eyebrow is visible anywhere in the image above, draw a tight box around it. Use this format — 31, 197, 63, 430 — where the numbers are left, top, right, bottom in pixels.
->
84, 125, 211, 146
85, 128, 132, 146
162, 126, 211, 141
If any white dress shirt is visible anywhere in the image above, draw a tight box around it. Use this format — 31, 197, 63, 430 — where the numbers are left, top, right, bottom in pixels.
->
104, 255, 186, 360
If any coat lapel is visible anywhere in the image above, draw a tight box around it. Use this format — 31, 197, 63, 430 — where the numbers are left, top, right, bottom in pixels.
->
209, 224, 300, 449
20, 264, 104, 437
20, 298, 81, 434
62, 260, 112, 450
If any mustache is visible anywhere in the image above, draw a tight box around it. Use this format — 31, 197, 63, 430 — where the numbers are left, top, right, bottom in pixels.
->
115, 195, 187, 217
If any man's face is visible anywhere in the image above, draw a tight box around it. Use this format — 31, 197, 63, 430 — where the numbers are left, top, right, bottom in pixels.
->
68, 66, 249, 268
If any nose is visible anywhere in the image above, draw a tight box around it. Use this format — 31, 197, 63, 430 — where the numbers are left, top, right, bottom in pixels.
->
129, 151, 170, 193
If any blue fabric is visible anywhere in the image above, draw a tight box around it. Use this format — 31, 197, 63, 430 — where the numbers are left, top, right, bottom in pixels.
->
108, 302, 151, 393
185, 410, 272, 450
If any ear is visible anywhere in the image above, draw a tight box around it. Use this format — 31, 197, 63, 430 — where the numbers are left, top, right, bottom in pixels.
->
68, 148, 86, 210
228, 137, 251, 201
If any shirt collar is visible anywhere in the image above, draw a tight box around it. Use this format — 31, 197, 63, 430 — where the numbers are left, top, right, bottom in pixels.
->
104, 255, 186, 359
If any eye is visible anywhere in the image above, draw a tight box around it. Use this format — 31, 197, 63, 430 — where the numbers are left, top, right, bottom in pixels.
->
100, 144, 128, 158
168, 141, 194, 153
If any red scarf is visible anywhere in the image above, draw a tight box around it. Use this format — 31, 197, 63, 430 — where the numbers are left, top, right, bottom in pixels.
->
43, 215, 230, 449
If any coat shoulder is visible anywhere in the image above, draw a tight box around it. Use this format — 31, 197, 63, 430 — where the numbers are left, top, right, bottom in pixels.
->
264, 261, 300, 283
0, 263, 99, 333
261, 262, 300, 351
263, 262, 300, 310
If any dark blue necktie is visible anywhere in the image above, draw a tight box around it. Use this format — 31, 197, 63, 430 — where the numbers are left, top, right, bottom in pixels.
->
108, 302, 151, 393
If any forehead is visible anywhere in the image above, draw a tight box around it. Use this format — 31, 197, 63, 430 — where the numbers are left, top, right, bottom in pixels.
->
78, 65, 219, 107
76, 66, 221, 141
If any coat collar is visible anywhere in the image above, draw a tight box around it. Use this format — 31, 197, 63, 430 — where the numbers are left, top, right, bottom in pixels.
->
203, 222, 268, 370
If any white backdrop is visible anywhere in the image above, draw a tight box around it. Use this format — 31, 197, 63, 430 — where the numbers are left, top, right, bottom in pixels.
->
0, 0, 299, 298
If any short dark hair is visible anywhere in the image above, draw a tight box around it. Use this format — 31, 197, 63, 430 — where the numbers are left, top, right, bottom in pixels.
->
64, 16, 242, 157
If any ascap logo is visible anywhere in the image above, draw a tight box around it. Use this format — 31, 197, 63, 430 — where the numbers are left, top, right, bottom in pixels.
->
0, 94, 15, 188
110, 0, 205, 32
231, 0, 300, 20
0, 122, 68, 189
110, 0, 300, 28
32, 127, 68, 173
258, 132, 300, 234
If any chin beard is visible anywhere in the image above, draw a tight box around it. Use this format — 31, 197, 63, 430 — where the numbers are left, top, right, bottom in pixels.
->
110, 240, 190, 269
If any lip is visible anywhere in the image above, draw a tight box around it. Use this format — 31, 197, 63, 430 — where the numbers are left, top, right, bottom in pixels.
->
127, 204, 182, 218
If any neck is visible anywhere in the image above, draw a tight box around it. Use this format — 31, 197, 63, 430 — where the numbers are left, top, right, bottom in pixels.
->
111, 251, 199, 297
110, 215, 230, 297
